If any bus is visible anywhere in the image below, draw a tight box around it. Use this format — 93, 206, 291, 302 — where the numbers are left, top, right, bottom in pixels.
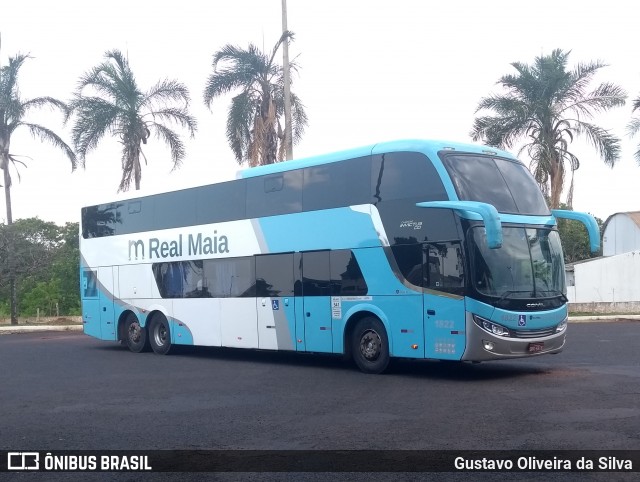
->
79, 139, 599, 373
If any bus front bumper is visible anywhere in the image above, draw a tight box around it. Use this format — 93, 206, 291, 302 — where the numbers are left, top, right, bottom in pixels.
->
461, 312, 566, 361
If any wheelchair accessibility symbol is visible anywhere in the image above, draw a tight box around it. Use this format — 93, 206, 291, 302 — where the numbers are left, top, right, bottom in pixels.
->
272, 300, 279, 311
518, 314, 526, 326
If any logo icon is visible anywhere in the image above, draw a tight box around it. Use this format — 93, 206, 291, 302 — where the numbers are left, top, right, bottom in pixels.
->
7, 452, 40, 470
518, 315, 526, 327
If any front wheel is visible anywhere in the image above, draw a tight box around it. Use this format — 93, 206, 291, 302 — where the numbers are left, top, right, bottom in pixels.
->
124, 313, 149, 353
351, 317, 390, 374
149, 314, 172, 355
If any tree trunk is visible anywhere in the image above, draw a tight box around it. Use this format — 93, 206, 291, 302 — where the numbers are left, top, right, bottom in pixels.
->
548, 156, 564, 210
2, 160, 17, 325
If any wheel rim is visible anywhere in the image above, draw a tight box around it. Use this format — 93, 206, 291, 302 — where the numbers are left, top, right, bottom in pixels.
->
153, 323, 168, 347
359, 329, 381, 361
128, 321, 142, 344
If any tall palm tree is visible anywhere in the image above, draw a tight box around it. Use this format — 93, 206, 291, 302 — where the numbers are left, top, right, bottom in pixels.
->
471, 49, 626, 209
0, 53, 77, 324
628, 95, 640, 164
203, 31, 307, 166
70, 50, 197, 191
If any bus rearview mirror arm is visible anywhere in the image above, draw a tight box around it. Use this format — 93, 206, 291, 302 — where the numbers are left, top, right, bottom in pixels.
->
551, 210, 600, 253
416, 201, 503, 249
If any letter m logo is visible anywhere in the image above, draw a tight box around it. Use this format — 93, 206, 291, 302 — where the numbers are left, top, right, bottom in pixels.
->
129, 240, 145, 260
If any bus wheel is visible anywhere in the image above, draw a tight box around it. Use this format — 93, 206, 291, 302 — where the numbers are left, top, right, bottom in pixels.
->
124, 313, 148, 353
149, 314, 172, 355
351, 317, 390, 374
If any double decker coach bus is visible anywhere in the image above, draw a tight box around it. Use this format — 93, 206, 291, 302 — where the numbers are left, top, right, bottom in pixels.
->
80, 139, 599, 373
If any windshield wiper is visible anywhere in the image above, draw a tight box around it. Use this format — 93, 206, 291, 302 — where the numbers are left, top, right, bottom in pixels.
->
496, 290, 532, 304
540, 290, 568, 303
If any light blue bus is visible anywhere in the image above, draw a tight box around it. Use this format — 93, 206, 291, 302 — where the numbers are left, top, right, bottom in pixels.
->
79, 139, 599, 373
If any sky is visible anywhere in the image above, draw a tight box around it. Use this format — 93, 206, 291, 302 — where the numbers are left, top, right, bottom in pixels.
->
1, 0, 639, 226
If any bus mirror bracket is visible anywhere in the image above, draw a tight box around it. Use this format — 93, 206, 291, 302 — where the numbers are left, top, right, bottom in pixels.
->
416, 201, 502, 249
551, 209, 600, 253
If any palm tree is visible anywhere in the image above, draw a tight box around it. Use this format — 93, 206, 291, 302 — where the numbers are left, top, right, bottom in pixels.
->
70, 50, 197, 191
203, 31, 307, 166
471, 49, 626, 209
628, 95, 640, 164
0, 53, 77, 324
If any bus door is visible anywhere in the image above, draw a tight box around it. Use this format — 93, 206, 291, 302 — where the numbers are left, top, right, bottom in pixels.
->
98, 266, 117, 341
81, 269, 101, 338
300, 251, 333, 353
423, 242, 466, 360
255, 253, 296, 351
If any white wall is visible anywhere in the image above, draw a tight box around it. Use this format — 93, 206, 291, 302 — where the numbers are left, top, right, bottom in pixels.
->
571, 250, 640, 303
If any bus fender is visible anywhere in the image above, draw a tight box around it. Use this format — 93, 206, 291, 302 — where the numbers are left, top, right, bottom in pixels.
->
341, 303, 394, 356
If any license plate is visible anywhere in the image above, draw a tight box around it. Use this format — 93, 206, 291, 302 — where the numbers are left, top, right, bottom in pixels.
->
528, 342, 544, 353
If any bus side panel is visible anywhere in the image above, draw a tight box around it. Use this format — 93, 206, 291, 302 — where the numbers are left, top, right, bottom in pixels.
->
220, 298, 259, 349
81, 268, 102, 339
98, 266, 117, 341
171, 298, 221, 347
423, 293, 465, 360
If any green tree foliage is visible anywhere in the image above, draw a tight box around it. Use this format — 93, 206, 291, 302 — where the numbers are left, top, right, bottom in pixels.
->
628, 94, 640, 164
0, 52, 77, 324
471, 49, 626, 209
556, 205, 603, 264
69, 50, 197, 191
203, 31, 308, 166
0, 219, 79, 317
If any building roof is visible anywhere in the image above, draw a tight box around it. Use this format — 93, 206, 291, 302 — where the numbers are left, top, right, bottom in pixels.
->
603, 211, 640, 232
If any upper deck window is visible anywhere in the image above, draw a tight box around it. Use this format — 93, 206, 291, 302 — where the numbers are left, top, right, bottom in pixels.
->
441, 154, 550, 215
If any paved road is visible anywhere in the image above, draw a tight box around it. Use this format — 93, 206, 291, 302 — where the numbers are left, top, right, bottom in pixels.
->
0, 322, 638, 480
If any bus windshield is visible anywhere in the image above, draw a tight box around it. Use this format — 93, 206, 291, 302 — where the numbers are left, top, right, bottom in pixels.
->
470, 227, 566, 299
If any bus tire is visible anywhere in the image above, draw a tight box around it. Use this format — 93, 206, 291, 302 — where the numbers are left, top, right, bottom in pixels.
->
124, 313, 148, 353
351, 317, 390, 374
149, 314, 172, 355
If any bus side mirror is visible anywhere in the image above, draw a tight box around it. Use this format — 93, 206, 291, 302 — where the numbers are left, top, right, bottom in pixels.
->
551, 210, 600, 253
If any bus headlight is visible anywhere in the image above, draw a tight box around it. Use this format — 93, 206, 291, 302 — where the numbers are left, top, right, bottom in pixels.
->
473, 315, 511, 337
556, 317, 568, 333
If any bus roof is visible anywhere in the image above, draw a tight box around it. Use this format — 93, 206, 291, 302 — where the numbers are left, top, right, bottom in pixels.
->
239, 139, 517, 179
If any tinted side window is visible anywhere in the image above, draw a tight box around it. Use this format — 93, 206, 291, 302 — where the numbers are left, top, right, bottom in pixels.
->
81, 204, 120, 238
303, 156, 371, 211
152, 261, 206, 298
154, 190, 196, 231
247, 171, 302, 218
425, 242, 465, 295
115, 198, 155, 235
197, 180, 247, 224
82, 270, 98, 298
330, 250, 368, 296
255, 253, 295, 297
371, 152, 447, 203
390, 243, 425, 287
204, 257, 255, 297
302, 251, 331, 296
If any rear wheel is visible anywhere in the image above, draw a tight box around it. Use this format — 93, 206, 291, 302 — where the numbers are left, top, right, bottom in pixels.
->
124, 313, 148, 353
149, 314, 172, 355
351, 317, 390, 374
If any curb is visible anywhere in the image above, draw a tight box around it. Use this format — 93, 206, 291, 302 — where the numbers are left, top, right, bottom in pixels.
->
0, 325, 83, 335
569, 315, 640, 323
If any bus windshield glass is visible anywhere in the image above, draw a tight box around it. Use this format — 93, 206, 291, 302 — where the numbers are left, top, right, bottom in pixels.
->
441, 154, 550, 215
470, 227, 566, 299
